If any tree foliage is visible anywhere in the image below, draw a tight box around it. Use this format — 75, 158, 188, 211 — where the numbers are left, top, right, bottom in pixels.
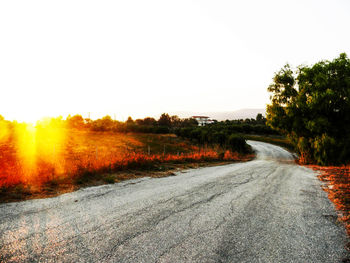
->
66, 114, 85, 129
267, 53, 350, 165
158, 113, 172, 127
175, 122, 255, 154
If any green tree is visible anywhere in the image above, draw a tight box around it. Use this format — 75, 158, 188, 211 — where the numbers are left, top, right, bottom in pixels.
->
255, 113, 266, 124
180, 118, 198, 127
66, 114, 85, 129
228, 134, 250, 153
91, 115, 115, 131
143, 117, 157, 126
170, 115, 181, 127
158, 113, 172, 127
267, 53, 350, 165
126, 116, 134, 124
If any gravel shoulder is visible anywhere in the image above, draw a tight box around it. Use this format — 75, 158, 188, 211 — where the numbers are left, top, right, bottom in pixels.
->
0, 141, 348, 262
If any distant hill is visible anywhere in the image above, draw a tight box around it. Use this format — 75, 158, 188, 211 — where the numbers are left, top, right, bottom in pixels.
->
172, 108, 266, 121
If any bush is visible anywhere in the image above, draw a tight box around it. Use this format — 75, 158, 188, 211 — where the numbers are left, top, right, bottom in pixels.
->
312, 134, 337, 165
103, 174, 115, 184
228, 134, 250, 153
213, 131, 226, 147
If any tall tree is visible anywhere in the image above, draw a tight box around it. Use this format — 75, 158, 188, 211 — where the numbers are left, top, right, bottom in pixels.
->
158, 113, 172, 127
267, 53, 350, 165
66, 114, 85, 129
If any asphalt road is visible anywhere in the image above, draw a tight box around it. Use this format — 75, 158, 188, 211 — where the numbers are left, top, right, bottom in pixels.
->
0, 141, 348, 262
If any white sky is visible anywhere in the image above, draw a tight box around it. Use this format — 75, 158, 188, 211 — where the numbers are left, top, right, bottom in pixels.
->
1, 0, 349, 122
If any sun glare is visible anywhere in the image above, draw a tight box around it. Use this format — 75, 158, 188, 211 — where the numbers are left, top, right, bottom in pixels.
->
36, 118, 67, 175
0, 120, 10, 143
14, 123, 37, 181
0, 118, 68, 184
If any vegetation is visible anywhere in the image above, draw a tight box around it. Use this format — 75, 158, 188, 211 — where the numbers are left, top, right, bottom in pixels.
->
0, 106, 284, 202
66, 112, 276, 138
267, 53, 350, 165
79, 113, 198, 134
174, 115, 279, 155
0, 113, 257, 203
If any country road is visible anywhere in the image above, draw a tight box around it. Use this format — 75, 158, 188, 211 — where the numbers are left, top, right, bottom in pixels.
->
0, 141, 348, 262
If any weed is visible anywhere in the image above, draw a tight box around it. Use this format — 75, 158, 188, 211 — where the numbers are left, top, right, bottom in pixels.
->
103, 174, 115, 184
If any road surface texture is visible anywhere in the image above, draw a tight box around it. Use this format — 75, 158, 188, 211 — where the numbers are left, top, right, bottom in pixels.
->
0, 141, 348, 262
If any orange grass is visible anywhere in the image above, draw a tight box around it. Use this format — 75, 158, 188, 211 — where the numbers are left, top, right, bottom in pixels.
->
308, 165, 350, 234
0, 123, 247, 188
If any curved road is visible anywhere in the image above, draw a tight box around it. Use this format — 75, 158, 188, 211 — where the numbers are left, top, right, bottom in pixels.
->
0, 141, 348, 262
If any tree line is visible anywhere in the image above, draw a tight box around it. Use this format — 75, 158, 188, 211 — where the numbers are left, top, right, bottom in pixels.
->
65, 113, 198, 133
0, 112, 275, 154
174, 114, 275, 154
30, 112, 275, 136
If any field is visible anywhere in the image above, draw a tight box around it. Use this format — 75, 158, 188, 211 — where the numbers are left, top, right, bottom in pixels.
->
0, 123, 253, 201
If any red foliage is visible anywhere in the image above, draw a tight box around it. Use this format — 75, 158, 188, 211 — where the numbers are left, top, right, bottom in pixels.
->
309, 165, 350, 234
0, 129, 246, 188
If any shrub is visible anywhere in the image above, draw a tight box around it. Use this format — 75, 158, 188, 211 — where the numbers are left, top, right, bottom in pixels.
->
228, 134, 250, 153
313, 134, 337, 165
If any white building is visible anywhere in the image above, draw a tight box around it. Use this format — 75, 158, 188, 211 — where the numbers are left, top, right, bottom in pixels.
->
191, 116, 214, 126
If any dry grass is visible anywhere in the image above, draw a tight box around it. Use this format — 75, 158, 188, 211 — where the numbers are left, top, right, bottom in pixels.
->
0, 130, 194, 186
309, 165, 350, 235
0, 129, 254, 202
